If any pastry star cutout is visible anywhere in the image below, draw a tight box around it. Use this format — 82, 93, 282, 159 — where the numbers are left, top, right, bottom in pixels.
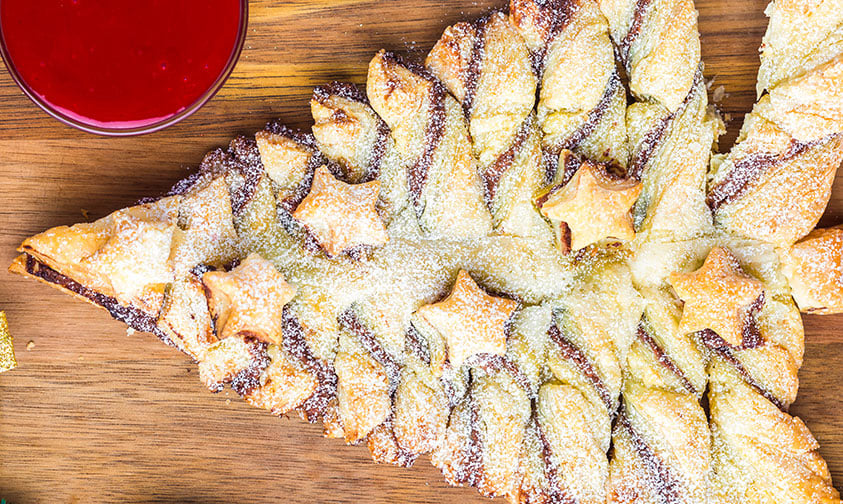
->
293, 165, 388, 257
537, 158, 642, 252
416, 270, 519, 368
668, 247, 765, 347
202, 253, 296, 346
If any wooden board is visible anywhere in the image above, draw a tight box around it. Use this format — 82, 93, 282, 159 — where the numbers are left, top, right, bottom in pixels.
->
0, 0, 841, 502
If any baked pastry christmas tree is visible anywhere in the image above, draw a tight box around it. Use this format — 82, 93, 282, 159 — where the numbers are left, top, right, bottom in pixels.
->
10, 0, 843, 501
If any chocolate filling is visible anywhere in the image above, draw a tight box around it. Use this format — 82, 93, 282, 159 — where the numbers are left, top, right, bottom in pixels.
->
483, 115, 533, 208
698, 328, 786, 411
23, 254, 177, 349
547, 323, 613, 411
636, 322, 697, 395
619, 0, 653, 66
231, 341, 271, 397
460, 395, 485, 487
467, 353, 534, 399
542, 147, 561, 185
536, 419, 578, 504
312, 81, 369, 105
226, 136, 266, 216
741, 293, 765, 349
628, 114, 670, 181
554, 72, 620, 154
557, 222, 573, 254
440, 372, 466, 409
405, 324, 432, 366
264, 120, 321, 151
462, 15, 489, 118
706, 140, 814, 213
618, 407, 683, 503
366, 120, 391, 183
281, 306, 338, 421
338, 309, 402, 392
408, 82, 447, 217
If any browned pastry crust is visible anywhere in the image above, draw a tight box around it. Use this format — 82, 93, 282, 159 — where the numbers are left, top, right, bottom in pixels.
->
510, 0, 629, 168
599, 0, 701, 112
708, 55, 843, 247
757, 0, 843, 95
8, 1, 843, 502
367, 50, 493, 239
779, 226, 843, 314
709, 359, 841, 503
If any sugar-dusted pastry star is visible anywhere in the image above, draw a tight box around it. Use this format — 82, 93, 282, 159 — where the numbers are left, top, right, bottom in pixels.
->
668, 247, 765, 346
536, 157, 641, 252
416, 270, 518, 368
202, 253, 296, 346
293, 165, 388, 257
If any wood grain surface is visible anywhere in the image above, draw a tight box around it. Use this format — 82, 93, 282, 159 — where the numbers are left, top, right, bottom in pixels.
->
1, 1, 841, 502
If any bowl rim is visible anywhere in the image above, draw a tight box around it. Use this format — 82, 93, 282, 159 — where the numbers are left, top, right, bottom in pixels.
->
0, 0, 249, 137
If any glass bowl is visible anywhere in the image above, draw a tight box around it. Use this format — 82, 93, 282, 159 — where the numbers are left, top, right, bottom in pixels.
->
0, 0, 249, 136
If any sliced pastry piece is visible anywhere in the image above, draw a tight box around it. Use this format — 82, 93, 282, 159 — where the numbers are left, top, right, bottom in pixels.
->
423, 275, 533, 500
608, 382, 710, 503
310, 82, 410, 226
708, 55, 843, 247
367, 50, 492, 240
426, 11, 551, 242
510, 0, 629, 167
669, 245, 804, 409
779, 226, 843, 314
625, 287, 707, 396
599, 0, 702, 112
627, 69, 720, 241
709, 359, 841, 503
757, 0, 843, 95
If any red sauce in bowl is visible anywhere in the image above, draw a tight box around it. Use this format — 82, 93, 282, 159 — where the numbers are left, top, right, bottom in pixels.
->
0, 0, 245, 134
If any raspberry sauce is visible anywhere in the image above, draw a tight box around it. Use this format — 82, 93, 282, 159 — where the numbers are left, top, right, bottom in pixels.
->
0, 0, 244, 132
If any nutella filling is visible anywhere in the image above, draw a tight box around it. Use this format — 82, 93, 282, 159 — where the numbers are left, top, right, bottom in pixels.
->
619, 0, 653, 66
483, 115, 533, 209
554, 71, 620, 155
405, 324, 432, 366
281, 306, 338, 421
408, 82, 447, 217
231, 341, 271, 397
461, 15, 488, 118
706, 140, 815, 213
536, 418, 578, 504
547, 322, 614, 411
23, 254, 176, 349
618, 407, 684, 503
637, 322, 697, 395
338, 309, 402, 392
